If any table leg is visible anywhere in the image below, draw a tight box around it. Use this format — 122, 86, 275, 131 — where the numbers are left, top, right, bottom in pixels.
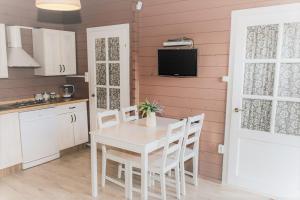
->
141, 151, 148, 200
91, 134, 98, 197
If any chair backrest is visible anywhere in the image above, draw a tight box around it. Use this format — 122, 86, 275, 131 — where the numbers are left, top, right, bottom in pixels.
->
181, 114, 205, 159
161, 119, 187, 171
97, 110, 120, 129
121, 105, 139, 122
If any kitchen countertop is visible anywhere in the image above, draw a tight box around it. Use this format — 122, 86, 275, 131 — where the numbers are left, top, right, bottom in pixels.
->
0, 98, 88, 115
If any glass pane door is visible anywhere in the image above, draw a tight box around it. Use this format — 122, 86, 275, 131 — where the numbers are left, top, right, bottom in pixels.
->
95, 36, 121, 110
241, 22, 300, 136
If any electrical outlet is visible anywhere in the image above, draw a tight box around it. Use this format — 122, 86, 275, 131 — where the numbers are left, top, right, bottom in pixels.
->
218, 144, 224, 154
222, 76, 229, 82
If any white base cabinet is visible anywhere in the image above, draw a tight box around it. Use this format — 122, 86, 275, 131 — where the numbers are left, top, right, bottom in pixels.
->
56, 102, 88, 150
0, 113, 22, 169
0, 101, 88, 170
57, 112, 75, 150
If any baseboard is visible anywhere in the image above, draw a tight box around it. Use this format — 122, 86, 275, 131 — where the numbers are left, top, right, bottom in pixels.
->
22, 153, 60, 169
60, 143, 88, 156
0, 164, 22, 178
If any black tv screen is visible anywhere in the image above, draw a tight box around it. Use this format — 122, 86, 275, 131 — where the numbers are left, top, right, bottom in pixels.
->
158, 49, 197, 77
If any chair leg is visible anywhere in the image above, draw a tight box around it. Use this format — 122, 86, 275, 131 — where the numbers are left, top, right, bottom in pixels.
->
150, 172, 155, 186
125, 162, 133, 200
118, 164, 123, 179
180, 160, 186, 195
160, 173, 166, 200
101, 150, 107, 187
192, 156, 199, 186
175, 166, 181, 200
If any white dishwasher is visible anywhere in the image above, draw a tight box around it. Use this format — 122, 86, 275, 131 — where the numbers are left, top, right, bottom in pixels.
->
20, 107, 60, 169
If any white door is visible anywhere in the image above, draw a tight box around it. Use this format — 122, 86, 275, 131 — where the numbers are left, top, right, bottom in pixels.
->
60, 31, 76, 75
57, 112, 75, 150
73, 106, 88, 145
87, 24, 130, 131
225, 4, 300, 199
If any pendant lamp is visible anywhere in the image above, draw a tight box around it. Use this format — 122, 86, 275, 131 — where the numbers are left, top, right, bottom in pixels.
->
36, 0, 81, 11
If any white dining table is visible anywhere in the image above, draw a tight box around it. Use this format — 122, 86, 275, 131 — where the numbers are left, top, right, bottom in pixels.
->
90, 116, 178, 200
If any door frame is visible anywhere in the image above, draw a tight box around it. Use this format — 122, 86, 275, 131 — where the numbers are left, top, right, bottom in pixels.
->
87, 23, 130, 131
223, 2, 300, 191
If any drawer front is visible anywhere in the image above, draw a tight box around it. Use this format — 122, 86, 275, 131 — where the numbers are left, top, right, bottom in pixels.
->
56, 102, 86, 115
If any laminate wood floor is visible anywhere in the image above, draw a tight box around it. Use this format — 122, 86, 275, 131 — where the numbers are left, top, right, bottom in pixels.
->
0, 149, 270, 200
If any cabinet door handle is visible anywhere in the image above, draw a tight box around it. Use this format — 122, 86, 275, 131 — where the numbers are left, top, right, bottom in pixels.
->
59, 65, 62, 72
74, 114, 77, 122
71, 114, 74, 123
69, 106, 76, 109
63, 65, 66, 72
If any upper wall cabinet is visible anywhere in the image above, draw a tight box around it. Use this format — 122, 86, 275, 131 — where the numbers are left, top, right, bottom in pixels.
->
33, 29, 76, 76
0, 24, 8, 78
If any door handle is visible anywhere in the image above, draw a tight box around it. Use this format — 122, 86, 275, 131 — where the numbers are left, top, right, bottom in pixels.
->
74, 114, 77, 122
63, 65, 66, 72
71, 114, 74, 123
59, 65, 62, 72
234, 108, 244, 113
91, 94, 95, 97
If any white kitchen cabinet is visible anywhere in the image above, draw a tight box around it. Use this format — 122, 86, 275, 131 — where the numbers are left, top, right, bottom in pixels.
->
33, 28, 76, 76
0, 24, 8, 78
0, 113, 22, 169
57, 112, 75, 150
56, 102, 88, 150
60, 31, 76, 75
73, 104, 88, 145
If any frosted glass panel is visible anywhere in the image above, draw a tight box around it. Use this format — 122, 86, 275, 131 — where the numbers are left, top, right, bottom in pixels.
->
243, 63, 275, 96
246, 24, 278, 59
109, 88, 120, 110
275, 101, 300, 136
108, 37, 120, 61
97, 87, 107, 109
95, 38, 106, 61
96, 63, 106, 85
241, 99, 272, 132
278, 63, 300, 98
282, 22, 300, 58
109, 63, 120, 86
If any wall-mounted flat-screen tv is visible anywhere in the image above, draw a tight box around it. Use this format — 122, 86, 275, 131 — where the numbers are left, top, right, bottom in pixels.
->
158, 49, 197, 77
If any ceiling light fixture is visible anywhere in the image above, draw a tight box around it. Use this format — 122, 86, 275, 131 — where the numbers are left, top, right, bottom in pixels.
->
35, 0, 81, 11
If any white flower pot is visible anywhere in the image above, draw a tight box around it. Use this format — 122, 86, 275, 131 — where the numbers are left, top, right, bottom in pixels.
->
146, 112, 156, 127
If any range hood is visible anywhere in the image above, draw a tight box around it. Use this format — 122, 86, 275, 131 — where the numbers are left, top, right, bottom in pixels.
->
6, 26, 40, 67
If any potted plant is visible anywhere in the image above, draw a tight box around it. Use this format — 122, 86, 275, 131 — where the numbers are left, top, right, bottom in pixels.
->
139, 100, 162, 127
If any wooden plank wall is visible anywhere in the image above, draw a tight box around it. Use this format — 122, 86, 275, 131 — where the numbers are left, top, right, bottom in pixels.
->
0, 0, 66, 101
137, 0, 300, 181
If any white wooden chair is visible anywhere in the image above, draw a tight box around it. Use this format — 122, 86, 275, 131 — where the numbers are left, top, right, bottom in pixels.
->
107, 119, 186, 200
98, 110, 133, 199
121, 105, 139, 122
180, 114, 205, 195
117, 105, 139, 179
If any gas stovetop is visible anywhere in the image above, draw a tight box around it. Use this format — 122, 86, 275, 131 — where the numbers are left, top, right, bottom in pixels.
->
0, 100, 47, 111
11, 100, 47, 108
